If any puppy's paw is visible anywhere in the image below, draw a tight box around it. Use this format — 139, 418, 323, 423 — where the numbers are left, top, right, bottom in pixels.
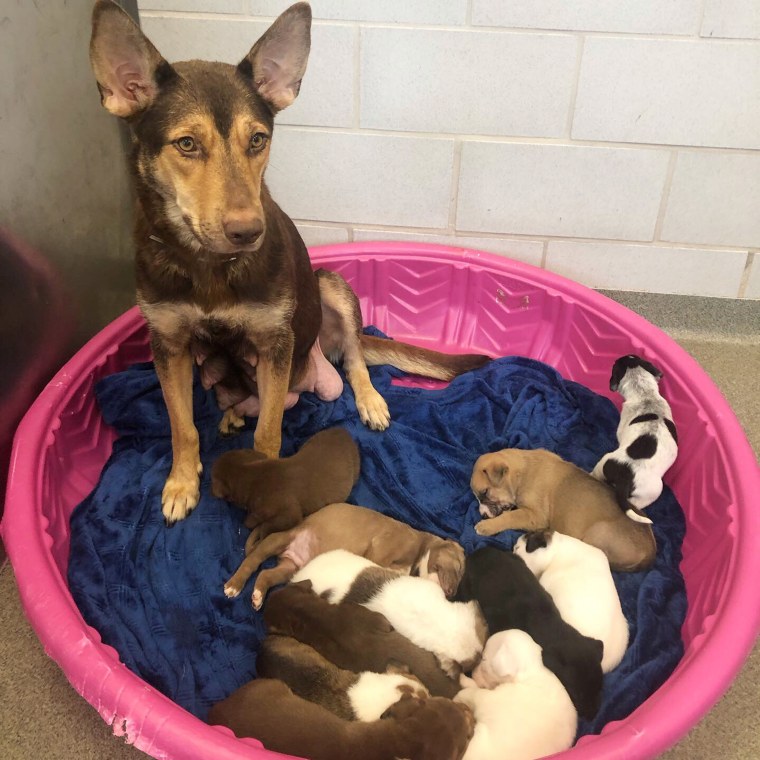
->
474, 520, 500, 537
356, 390, 391, 431
218, 408, 246, 437
224, 581, 242, 599
162, 472, 200, 525
252, 589, 264, 610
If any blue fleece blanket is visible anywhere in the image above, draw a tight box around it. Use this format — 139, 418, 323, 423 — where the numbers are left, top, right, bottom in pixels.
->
68, 345, 686, 738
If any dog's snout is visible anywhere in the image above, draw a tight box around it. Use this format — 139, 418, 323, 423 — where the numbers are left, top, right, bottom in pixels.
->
222, 214, 264, 247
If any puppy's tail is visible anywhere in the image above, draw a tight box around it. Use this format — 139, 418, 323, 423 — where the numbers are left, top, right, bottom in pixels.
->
360, 334, 490, 381
602, 459, 653, 526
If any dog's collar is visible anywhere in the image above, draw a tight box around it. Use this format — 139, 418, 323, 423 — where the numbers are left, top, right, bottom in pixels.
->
148, 233, 239, 263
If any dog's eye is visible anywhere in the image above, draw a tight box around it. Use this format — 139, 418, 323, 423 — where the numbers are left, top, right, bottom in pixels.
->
175, 136, 197, 154
249, 133, 268, 153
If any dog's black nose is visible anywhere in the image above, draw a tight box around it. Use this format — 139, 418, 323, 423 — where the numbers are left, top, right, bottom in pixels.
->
223, 215, 264, 247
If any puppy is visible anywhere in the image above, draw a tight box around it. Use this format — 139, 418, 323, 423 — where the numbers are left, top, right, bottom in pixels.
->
264, 582, 460, 698
291, 549, 488, 678
471, 448, 656, 571
592, 354, 678, 524
455, 630, 577, 760
453, 546, 603, 720
514, 530, 629, 672
257, 634, 428, 721
208, 678, 475, 760
211, 427, 359, 546
223, 501, 464, 607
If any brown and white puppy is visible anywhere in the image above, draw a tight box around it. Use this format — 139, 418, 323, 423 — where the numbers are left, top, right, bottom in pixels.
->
257, 634, 428, 721
471, 448, 656, 572
264, 582, 460, 698
292, 550, 488, 679
212, 427, 360, 546
208, 678, 475, 760
223, 501, 464, 607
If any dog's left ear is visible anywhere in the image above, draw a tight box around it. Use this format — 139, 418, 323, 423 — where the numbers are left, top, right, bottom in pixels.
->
239, 2, 312, 113
89, 0, 174, 118
484, 460, 506, 486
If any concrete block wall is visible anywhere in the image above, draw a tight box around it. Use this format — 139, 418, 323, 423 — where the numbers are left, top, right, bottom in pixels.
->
137, 0, 760, 298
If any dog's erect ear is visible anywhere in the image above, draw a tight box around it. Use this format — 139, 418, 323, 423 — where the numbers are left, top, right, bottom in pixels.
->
238, 2, 311, 113
484, 460, 506, 487
90, 0, 173, 118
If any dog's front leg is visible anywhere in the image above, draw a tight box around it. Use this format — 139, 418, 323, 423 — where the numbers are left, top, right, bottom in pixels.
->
153, 344, 202, 524
253, 336, 293, 459
474, 507, 545, 537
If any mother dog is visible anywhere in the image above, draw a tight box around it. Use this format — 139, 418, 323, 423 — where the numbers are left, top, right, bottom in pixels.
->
89, 1, 488, 523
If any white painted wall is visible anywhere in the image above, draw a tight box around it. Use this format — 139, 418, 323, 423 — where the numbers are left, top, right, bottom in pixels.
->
137, 0, 760, 298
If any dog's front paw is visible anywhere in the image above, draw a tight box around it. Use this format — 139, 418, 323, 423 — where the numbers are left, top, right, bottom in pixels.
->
356, 390, 391, 431
474, 519, 501, 537
162, 470, 201, 525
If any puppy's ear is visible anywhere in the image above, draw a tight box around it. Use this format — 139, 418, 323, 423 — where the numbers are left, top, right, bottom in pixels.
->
484, 460, 507, 486
430, 544, 465, 598
90, 0, 174, 118
290, 579, 314, 593
490, 642, 522, 681
524, 530, 551, 553
238, 2, 311, 112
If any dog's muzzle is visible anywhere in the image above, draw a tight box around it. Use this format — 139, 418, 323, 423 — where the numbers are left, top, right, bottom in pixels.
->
478, 501, 516, 518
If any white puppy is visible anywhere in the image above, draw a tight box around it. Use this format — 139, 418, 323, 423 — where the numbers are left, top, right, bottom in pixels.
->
514, 530, 628, 672
291, 549, 487, 675
592, 354, 678, 524
455, 629, 577, 760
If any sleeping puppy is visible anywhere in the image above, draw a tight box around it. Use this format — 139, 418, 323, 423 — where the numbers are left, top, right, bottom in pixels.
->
264, 582, 460, 698
223, 501, 464, 607
291, 549, 488, 678
453, 546, 603, 720
257, 634, 428, 721
211, 427, 359, 544
471, 447, 656, 571
208, 678, 475, 760
592, 354, 678, 524
455, 630, 577, 760
514, 530, 629, 672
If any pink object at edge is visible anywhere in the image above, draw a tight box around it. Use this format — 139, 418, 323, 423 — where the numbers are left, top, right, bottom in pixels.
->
2, 242, 759, 760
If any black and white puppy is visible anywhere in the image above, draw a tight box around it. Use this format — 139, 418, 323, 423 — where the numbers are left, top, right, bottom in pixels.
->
453, 546, 603, 720
592, 354, 678, 524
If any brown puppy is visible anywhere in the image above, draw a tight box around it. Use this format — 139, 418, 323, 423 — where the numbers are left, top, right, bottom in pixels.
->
264, 581, 460, 698
223, 501, 464, 607
212, 427, 360, 547
208, 678, 474, 760
471, 448, 656, 571
257, 635, 428, 721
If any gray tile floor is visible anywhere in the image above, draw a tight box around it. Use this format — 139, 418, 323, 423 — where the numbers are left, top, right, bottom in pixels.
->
1, 294, 758, 759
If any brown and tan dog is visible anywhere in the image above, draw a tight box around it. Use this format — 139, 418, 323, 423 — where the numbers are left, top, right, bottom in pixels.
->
257, 634, 428, 721
264, 581, 460, 698
222, 501, 464, 607
208, 678, 474, 760
212, 427, 359, 548
89, 1, 489, 525
471, 448, 656, 571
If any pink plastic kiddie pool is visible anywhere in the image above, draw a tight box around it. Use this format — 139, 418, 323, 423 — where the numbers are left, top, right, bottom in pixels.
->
3, 242, 760, 759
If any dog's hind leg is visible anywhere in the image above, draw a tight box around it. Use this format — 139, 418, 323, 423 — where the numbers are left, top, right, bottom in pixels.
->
153, 346, 202, 525
316, 269, 390, 431
252, 557, 299, 610
225, 528, 297, 599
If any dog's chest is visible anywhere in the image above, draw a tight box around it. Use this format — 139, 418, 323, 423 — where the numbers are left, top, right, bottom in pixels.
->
140, 299, 293, 355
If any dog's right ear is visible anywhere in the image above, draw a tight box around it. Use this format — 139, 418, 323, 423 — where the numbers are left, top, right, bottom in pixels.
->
90, 0, 174, 118
238, 2, 312, 113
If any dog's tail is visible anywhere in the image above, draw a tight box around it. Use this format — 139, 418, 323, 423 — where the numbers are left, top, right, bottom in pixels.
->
602, 459, 653, 525
360, 334, 490, 381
